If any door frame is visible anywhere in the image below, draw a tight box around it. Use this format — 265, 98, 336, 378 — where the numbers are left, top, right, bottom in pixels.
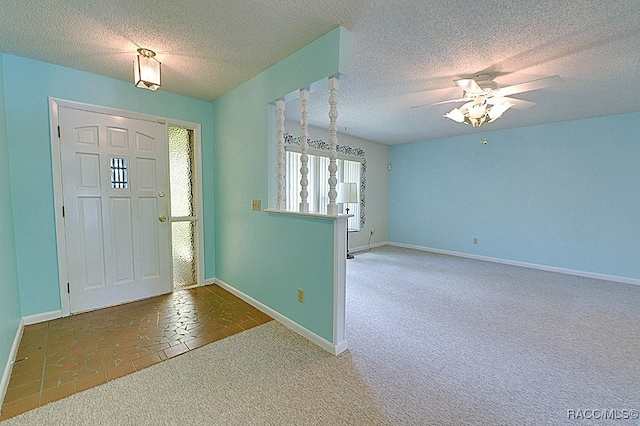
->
49, 98, 204, 316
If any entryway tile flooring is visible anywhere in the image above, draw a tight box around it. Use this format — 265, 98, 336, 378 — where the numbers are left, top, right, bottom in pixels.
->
0, 285, 272, 421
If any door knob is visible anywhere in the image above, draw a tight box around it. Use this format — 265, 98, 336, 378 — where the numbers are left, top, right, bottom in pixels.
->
158, 215, 167, 222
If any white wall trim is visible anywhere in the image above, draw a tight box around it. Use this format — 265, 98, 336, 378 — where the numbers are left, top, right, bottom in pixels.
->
23, 310, 62, 325
49, 98, 70, 316
387, 242, 640, 286
265, 209, 350, 221
214, 279, 345, 356
332, 217, 348, 354
350, 241, 386, 254
1, 318, 24, 410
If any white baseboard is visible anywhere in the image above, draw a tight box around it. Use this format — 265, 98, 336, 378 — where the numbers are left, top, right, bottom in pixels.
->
1, 318, 24, 411
23, 310, 62, 325
350, 241, 386, 254
333, 339, 348, 355
214, 278, 346, 355
387, 242, 640, 286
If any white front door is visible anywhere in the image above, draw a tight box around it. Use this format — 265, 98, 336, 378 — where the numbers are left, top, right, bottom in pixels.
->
59, 106, 171, 313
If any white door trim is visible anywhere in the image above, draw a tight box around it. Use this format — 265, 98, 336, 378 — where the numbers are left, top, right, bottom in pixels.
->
49, 98, 204, 316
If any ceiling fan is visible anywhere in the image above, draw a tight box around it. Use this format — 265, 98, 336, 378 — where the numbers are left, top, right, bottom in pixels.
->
413, 74, 562, 127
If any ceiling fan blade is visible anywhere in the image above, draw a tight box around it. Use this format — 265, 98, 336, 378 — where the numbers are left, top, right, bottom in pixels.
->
411, 98, 467, 109
506, 98, 537, 110
494, 75, 563, 97
455, 78, 482, 93
487, 96, 536, 110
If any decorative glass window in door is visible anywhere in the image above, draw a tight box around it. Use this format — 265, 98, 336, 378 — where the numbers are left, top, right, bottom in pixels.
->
169, 126, 198, 288
110, 157, 128, 188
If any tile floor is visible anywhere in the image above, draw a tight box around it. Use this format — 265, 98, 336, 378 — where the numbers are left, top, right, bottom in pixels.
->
0, 285, 272, 421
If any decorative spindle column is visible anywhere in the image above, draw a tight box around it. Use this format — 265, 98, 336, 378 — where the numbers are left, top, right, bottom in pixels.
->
276, 100, 286, 210
299, 89, 310, 213
327, 77, 339, 216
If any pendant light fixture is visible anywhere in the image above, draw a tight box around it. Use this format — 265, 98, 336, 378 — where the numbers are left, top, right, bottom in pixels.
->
134, 48, 161, 91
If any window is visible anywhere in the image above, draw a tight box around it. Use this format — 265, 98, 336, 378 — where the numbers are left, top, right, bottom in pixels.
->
110, 157, 128, 188
169, 125, 198, 288
284, 134, 365, 230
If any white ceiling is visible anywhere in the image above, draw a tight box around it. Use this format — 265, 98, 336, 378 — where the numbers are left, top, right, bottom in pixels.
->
1, 0, 638, 145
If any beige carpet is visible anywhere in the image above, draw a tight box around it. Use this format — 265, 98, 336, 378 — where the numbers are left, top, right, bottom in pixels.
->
345, 246, 640, 425
3, 245, 640, 425
2, 321, 388, 425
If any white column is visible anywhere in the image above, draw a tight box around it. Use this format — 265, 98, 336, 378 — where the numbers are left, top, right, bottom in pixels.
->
332, 215, 348, 355
299, 89, 310, 213
276, 100, 286, 210
327, 77, 339, 216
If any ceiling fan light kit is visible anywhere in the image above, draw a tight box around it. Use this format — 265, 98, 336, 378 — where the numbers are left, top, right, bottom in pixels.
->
432, 74, 562, 127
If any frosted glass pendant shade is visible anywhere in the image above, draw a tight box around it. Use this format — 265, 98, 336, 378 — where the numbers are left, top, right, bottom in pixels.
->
134, 48, 161, 91
444, 108, 465, 122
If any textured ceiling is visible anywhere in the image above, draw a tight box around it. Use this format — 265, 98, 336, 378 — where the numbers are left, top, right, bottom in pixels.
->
1, 0, 638, 144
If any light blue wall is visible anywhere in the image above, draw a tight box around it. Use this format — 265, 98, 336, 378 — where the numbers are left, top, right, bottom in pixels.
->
2, 53, 214, 316
389, 112, 640, 279
212, 27, 350, 342
0, 52, 23, 380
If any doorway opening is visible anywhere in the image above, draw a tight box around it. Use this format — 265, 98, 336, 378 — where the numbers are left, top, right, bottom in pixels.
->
168, 125, 200, 289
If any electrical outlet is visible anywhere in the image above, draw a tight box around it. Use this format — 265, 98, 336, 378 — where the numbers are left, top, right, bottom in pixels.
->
473, 237, 478, 244
370, 229, 375, 235
297, 288, 304, 303
251, 199, 261, 211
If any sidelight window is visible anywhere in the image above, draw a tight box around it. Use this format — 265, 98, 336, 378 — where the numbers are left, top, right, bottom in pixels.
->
169, 126, 198, 288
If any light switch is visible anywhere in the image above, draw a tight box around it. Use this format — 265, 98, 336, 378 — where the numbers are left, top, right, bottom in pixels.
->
252, 199, 261, 211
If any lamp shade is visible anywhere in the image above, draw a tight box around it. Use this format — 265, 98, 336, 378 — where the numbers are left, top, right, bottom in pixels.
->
134, 48, 161, 91
336, 182, 358, 204
467, 102, 487, 119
